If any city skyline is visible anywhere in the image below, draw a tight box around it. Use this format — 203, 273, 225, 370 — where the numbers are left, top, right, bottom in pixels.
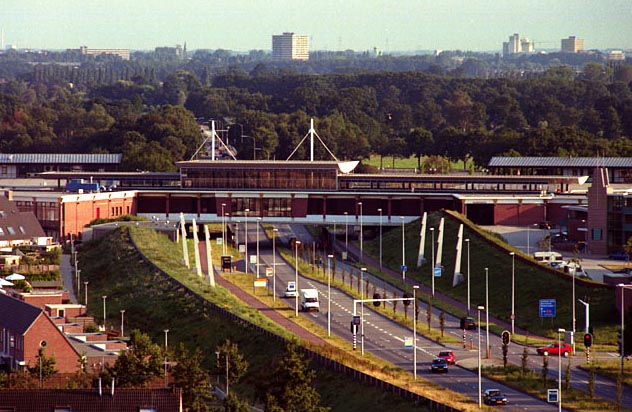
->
2, 0, 632, 53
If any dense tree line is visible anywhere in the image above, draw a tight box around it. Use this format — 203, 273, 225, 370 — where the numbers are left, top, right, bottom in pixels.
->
0, 54, 631, 170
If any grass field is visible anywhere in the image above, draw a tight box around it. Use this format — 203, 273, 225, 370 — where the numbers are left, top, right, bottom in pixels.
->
362, 154, 470, 171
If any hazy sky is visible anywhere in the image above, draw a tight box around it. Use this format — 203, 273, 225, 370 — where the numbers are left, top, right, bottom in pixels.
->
3, 0, 631, 52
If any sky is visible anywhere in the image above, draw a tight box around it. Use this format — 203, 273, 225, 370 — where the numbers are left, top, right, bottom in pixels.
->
3, 0, 632, 53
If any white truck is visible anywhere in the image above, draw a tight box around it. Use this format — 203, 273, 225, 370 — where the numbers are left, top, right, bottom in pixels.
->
300, 289, 320, 312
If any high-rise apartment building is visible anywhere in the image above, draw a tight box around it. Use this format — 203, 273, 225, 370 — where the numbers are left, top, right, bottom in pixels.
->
79, 46, 130, 60
502, 33, 534, 56
561, 36, 585, 53
272, 32, 309, 61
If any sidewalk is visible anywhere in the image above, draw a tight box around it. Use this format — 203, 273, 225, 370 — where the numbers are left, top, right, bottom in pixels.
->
60, 253, 78, 303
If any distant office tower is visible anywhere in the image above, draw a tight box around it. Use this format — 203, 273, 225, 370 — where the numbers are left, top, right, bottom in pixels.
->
561, 36, 585, 53
155, 44, 186, 59
272, 32, 309, 61
79, 46, 130, 60
502, 33, 534, 56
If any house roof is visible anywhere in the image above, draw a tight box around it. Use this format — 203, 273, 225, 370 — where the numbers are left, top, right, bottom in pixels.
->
0, 195, 46, 240
0, 388, 182, 412
488, 156, 632, 168
0, 292, 43, 334
0, 153, 122, 164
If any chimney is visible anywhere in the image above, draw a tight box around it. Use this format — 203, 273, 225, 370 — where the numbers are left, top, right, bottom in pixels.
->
111, 378, 115, 397
98, 377, 102, 397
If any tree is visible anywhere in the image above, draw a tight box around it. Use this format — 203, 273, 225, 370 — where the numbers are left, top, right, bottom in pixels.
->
263, 342, 328, 412
215, 340, 248, 391
406, 127, 433, 170
173, 343, 212, 412
27, 347, 57, 381
108, 329, 162, 387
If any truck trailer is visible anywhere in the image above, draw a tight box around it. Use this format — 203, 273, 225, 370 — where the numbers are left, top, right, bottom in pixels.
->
300, 289, 320, 312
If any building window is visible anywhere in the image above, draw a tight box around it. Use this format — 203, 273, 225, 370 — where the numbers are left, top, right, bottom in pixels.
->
18, 226, 25, 234
1, 165, 7, 175
6, 227, 15, 235
139, 409, 157, 412
10, 335, 14, 347
0, 228, 4, 236
54, 408, 71, 412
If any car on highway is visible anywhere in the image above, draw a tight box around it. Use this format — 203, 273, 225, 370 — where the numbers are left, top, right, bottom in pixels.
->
284, 281, 298, 298
460, 316, 477, 330
437, 350, 455, 365
536, 342, 571, 357
610, 251, 630, 261
483, 389, 508, 405
430, 358, 449, 373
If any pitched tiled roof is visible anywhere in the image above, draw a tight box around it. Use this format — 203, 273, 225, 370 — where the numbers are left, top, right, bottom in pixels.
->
0, 388, 182, 412
0, 195, 46, 240
0, 293, 43, 334
488, 156, 632, 168
0, 153, 122, 164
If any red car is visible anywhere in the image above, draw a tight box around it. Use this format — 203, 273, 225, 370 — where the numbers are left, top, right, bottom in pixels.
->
536, 343, 571, 357
438, 350, 455, 365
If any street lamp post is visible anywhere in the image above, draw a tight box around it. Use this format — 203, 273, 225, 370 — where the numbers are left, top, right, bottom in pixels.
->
221, 203, 226, 255
120, 309, 125, 338
344, 212, 348, 260
465, 239, 470, 315
256, 217, 262, 278
360, 267, 367, 355
572, 261, 577, 353
510, 252, 515, 334
413, 285, 419, 380
558, 328, 566, 412
244, 208, 249, 274
83, 280, 90, 313
430, 227, 435, 297
401, 216, 406, 282
102, 295, 107, 329
358, 202, 363, 263
272, 228, 278, 302
76, 269, 81, 302
378, 208, 383, 272
485, 267, 490, 358
618, 284, 632, 375
477, 305, 485, 408
164, 329, 169, 388
327, 254, 333, 337
295, 240, 301, 317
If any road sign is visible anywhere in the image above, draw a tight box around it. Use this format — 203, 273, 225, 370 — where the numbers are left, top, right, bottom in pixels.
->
434, 266, 442, 277
401, 265, 407, 272
253, 278, 267, 288
265, 267, 273, 277
547, 389, 559, 403
239, 244, 245, 253
352, 315, 361, 326
404, 337, 413, 348
502, 330, 511, 345
539, 299, 556, 318
510, 313, 516, 321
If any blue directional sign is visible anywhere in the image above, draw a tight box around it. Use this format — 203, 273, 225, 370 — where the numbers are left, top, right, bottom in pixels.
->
434, 266, 442, 277
539, 299, 556, 318
401, 265, 407, 272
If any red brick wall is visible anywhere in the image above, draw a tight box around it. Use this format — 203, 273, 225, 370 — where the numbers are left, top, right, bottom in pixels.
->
24, 314, 80, 374
62, 193, 137, 240
22, 294, 63, 310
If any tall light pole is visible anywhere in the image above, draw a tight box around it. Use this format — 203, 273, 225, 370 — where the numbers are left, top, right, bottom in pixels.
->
572, 260, 577, 353
256, 217, 262, 278
294, 240, 301, 317
272, 228, 278, 302
244, 208, 249, 274
84, 281, 89, 310
465, 238, 470, 315
344, 211, 348, 260
430, 227, 435, 297
510, 252, 515, 334
358, 202, 363, 263
221, 203, 226, 255
485, 267, 490, 358
413, 285, 419, 380
164, 329, 170, 388
578, 299, 590, 333
360, 267, 367, 355
618, 284, 632, 375
378, 208, 383, 272
558, 328, 565, 412
120, 309, 125, 338
102, 295, 107, 329
401, 216, 406, 282
527, 224, 531, 255
327, 254, 333, 337
477, 305, 485, 408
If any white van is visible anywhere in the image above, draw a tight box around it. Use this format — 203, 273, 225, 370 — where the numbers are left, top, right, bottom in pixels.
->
300, 289, 320, 312
533, 251, 563, 264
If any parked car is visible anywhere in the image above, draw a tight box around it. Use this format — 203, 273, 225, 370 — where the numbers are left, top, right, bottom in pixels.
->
483, 389, 508, 405
430, 358, 449, 373
610, 251, 630, 261
536, 342, 571, 357
438, 350, 455, 365
460, 316, 477, 330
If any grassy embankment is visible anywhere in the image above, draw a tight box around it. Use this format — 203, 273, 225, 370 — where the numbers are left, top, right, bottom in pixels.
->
78, 226, 480, 412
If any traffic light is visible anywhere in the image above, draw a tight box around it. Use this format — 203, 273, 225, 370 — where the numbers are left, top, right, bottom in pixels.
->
501, 330, 511, 345
583, 333, 593, 348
